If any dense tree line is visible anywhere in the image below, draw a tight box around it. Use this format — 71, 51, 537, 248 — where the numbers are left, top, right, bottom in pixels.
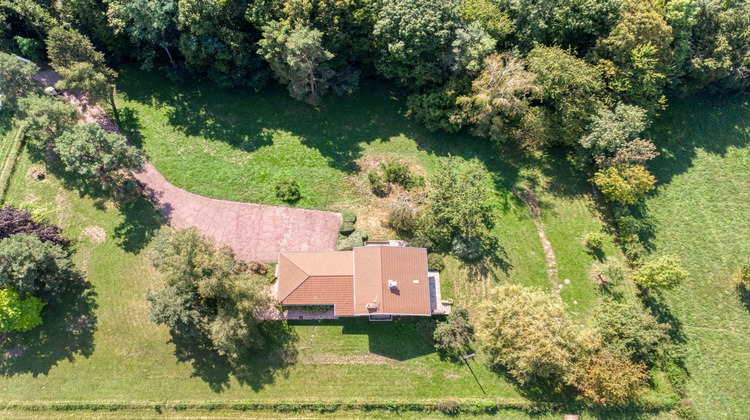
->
3, 0, 746, 211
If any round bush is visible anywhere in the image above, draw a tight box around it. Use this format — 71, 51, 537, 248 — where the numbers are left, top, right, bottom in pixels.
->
342, 209, 357, 224
339, 221, 355, 235
451, 236, 484, 261
584, 232, 606, 249
350, 229, 368, 241
275, 179, 301, 202
428, 253, 445, 271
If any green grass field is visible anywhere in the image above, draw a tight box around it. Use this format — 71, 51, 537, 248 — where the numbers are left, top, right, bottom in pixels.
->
0, 68, 672, 415
642, 95, 750, 418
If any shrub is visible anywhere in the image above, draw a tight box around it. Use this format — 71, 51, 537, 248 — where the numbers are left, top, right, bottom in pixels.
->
622, 240, 646, 266
247, 260, 271, 276
477, 284, 595, 386
594, 257, 629, 285
0, 287, 44, 332
275, 179, 301, 202
388, 196, 421, 233
368, 171, 390, 196
734, 263, 750, 287
14, 36, 45, 62
591, 164, 656, 205
339, 221, 355, 235
632, 255, 688, 290
0, 233, 80, 304
409, 235, 432, 250
595, 298, 669, 362
146, 228, 270, 357
349, 229, 368, 241
576, 351, 649, 406
381, 160, 425, 190
433, 307, 473, 354
0, 205, 68, 245
428, 253, 445, 271
583, 232, 605, 249
342, 209, 357, 224
451, 236, 483, 261
337, 235, 364, 250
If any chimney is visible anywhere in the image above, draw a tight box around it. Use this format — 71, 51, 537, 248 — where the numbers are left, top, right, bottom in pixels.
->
388, 280, 397, 289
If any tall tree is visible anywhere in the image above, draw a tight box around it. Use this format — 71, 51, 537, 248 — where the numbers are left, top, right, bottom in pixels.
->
46, 27, 120, 118
177, 0, 268, 88
0, 233, 80, 304
259, 21, 335, 105
0, 52, 38, 110
17, 93, 79, 149
123, 0, 179, 68
526, 46, 605, 145
456, 53, 540, 143
373, 0, 461, 88
478, 284, 596, 386
146, 228, 270, 358
54, 123, 144, 193
595, 0, 673, 113
427, 156, 494, 249
580, 103, 658, 167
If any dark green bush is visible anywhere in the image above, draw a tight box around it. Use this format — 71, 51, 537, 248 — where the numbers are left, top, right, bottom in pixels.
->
428, 253, 445, 271
433, 307, 473, 354
339, 221, 355, 234
409, 235, 432, 250
368, 171, 390, 196
275, 179, 301, 202
451, 236, 483, 261
342, 209, 357, 224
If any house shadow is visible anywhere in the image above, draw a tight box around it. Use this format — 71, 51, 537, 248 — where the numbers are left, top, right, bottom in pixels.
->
0, 278, 98, 377
169, 321, 299, 393
334, 317, 437, 361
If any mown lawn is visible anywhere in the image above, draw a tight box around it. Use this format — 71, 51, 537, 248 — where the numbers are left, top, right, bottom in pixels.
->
0, 69, 648, 412
642, 95, 750, 418
113, 66, 613, 315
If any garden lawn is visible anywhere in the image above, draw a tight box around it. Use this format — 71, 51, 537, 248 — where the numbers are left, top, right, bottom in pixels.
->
0, 70, 641, 409
0, 150, 530, 404
644, 95, 750, 418
113, 66, 611, 316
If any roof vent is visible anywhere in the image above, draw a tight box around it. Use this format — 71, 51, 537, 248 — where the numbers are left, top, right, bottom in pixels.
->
388, 280, 398, 289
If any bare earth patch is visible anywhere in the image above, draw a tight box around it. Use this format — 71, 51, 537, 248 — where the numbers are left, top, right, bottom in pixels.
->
81, 225, 106, 245
4, 345, 28, 359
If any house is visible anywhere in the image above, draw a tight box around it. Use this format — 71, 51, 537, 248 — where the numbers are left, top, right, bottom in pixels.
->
276, 245, 449, 320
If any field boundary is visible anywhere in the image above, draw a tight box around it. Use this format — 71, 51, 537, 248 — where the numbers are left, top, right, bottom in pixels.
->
0, 399, 674, 415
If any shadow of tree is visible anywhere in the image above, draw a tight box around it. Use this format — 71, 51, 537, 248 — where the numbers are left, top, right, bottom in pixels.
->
735, 283, 750, 313
0, 278, 98, 377
112, 198, 165, 254
170, 321, 299, 393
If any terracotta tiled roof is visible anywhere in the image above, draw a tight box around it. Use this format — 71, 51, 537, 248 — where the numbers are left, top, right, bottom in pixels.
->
277, 251, 354, 317
354, 246, 430, 315
277, 246, 430, 317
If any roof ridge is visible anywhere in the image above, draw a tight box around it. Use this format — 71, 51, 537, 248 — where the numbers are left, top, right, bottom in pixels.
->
278, 254, 311, 302
379, 246, 386, 313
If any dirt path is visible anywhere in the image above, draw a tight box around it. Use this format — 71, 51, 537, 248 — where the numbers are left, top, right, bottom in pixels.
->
34, 70, 341, 262
512, 185, 560, 297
